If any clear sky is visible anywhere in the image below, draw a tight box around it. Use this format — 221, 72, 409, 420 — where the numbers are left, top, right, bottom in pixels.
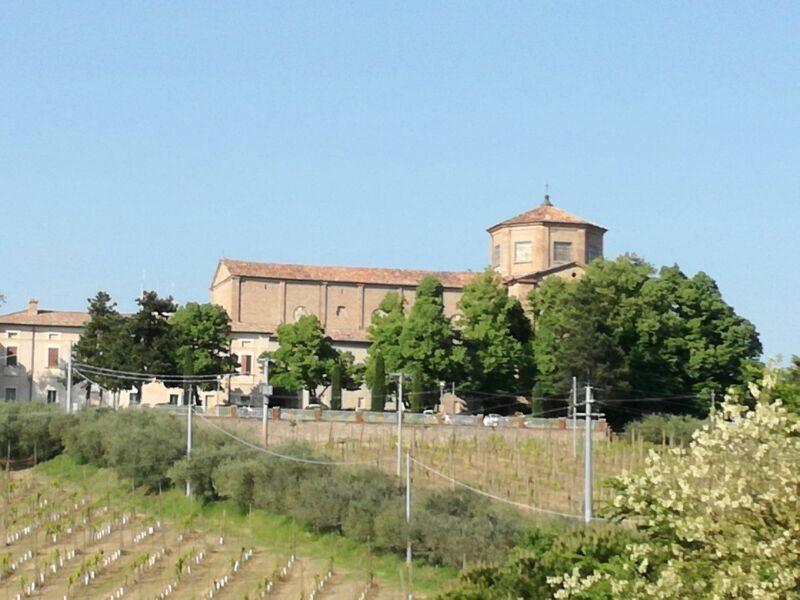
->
1, 2, 798, 360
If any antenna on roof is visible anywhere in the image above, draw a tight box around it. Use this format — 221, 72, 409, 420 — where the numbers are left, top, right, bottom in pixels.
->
542, 182, 553, 207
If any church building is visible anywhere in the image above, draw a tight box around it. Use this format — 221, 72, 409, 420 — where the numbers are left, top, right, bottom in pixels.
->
0, 196, 605, 410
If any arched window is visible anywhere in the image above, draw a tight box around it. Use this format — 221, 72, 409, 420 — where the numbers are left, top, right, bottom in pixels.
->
293, 306, 309, 322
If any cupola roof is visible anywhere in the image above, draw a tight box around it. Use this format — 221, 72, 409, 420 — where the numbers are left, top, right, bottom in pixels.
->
488, 195, 606, 232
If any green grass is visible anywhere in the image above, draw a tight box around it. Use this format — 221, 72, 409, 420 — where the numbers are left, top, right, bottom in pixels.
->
37, 454, 459, 597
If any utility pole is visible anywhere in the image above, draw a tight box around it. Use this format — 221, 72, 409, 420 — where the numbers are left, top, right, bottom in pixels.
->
260, 358, 273, 447
66, 341, 73, 413
572, 376, 578, 458
186, 384, 192, 497
438, 381, 445, 412
390, 372, 406, 477
583, 384, 593, 524
405, 451, 412, 599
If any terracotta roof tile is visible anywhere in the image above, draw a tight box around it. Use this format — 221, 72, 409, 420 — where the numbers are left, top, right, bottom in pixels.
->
220, 259, 477, 288
488, 201, 605, 232
0, 310, 89, 328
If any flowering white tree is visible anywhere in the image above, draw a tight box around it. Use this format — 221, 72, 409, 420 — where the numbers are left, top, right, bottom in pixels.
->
554, 372, 800, 599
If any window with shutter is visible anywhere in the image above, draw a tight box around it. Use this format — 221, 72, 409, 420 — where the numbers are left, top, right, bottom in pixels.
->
48, 348, 59, 368
240, 355, 252, 375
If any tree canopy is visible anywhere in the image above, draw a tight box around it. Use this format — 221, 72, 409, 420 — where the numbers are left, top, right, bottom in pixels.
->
457, 269, 534, 411
364, 291, 406, 390
531, 255, 761, 425
265, 314, 362, 402
399, 276, 461, 386
170, 302, 238, 389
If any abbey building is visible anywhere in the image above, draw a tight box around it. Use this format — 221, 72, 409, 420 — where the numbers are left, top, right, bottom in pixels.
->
0, 196, 605, 410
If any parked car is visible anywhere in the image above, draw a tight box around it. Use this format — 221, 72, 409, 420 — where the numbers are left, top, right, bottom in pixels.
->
235, 404, 255, 417
305, 403, 325, 410
483, 413, 504, 427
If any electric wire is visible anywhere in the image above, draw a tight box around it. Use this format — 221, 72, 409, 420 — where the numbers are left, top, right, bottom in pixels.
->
194, 411, 376, 466
408, 456, 596, 521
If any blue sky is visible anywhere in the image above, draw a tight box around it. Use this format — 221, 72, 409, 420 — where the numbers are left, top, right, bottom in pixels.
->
1, 2, 798, 360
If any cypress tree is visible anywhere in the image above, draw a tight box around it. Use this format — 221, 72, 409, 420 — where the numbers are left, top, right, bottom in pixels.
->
410, 369, 426, 413
371, 352, 387, 412
330, 362, 342, 410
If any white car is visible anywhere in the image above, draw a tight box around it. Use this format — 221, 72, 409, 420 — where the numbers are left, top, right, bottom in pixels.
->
483, 413, 503, 427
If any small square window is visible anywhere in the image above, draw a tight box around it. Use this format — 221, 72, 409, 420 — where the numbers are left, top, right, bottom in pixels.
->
169, 394, 180, 405
514, 241, 532, 263
48, 332, 60, 340
129, 392, 140, 405
336, 305, 346, 317
553, 241, 573, 264
4, 388, 16, 402
6, 331, 19, 339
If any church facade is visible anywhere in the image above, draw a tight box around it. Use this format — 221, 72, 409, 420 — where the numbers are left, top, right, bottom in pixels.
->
0, 196, 605, 410
215, 195, 605, 409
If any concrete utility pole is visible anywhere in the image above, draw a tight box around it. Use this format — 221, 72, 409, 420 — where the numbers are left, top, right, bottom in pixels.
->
396, 373, 405, 477
572, 376, 578, 458
405, 451, 413, 599
260, 358, 273, 447
186, 384, 192, 497
583, 384, 593, 524
66, 341, 73, 413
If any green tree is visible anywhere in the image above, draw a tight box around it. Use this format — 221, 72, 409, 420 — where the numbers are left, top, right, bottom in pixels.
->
170, 302, 238, 403
124, 291, 179, 398
265, 315, 339, 400
458, 270, 534, 411
530, 255, 761, 426
370, 351, 387, 412
399, 277, 460, 384
409, 368, 427, 413
329, 362, 342, 410
364, 292, 406, 389
73, 291, 131, 398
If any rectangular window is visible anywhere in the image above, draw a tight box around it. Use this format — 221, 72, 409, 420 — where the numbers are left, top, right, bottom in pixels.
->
48, 347, 59, 368
553, 241, 573, 264
587, 244, 602, 262
5, 347, 17, 367
514, 241, 532, 263
239, 355, 252, 375
4, 388, 16, 402
492, 244, 501, 266
46, 390, 57, 404
169, 394, 179, 405
129, 392, 140, 405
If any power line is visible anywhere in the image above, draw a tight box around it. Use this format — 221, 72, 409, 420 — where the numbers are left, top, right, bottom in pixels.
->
195, 411, 376, 466
409, 456, 592, 521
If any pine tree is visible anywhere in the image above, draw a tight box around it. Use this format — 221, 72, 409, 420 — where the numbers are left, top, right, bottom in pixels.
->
370, 352, 387, 412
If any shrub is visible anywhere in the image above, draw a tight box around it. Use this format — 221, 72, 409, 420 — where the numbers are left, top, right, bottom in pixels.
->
560, 373, 800, 598
625, 413, 705, 446
440, 524, 638, 599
